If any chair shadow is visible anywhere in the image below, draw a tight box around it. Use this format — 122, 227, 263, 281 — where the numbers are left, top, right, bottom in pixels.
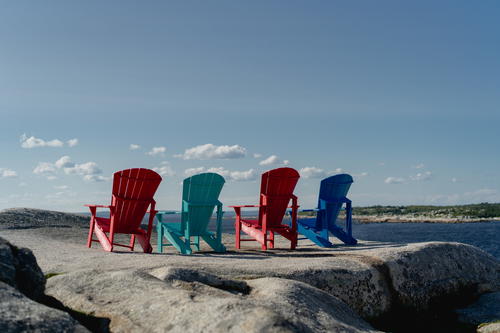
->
141, 240, 410, 260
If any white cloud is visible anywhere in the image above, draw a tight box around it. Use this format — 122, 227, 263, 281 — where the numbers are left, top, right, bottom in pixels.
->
33, 162, 57, 176
177, 143, 246, 160
384, 177, 406, 184
34, 157, 105, 182
67, 138, 79, 147
130, 144, 141, 150
410, 171, 432, 181
451, 177, 458, 183
253, 153, 262, 158
184, 167, 206, 177
153, 162, 175, 177
64, 162, 102, 176
229, 169, 257, 181
259, 155, 290, 166
146, 146, 166, 156
259, 155, 280, 166
55, 156, 75, 169
378, 162, 385, 166
413, 163, 425, 169
331, 168, 344, 174
0, 168, 18, 178
20, 134, 65, 148
184, 166, 256, 181
82, 175, 109, 182
206, 167, 230, 177
19, 182, 27, 187
299, 167, 327, 179
53, 185, 69, 190
353, 172, 369, 178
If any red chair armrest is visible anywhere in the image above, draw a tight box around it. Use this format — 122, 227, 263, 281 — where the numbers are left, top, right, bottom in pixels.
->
84, 204, 113, 208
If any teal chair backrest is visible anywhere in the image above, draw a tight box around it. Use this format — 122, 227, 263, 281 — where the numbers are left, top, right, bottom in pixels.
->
181, 173, 225, 235
316, 174, 353, 230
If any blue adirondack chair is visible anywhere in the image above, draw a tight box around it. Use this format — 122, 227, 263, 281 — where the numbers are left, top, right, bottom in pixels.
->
156, 172, 226, 255
296, 174, 357, 247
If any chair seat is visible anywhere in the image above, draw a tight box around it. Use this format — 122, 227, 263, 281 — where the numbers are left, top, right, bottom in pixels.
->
95, 217, 146, 234
296, 217, 318, 230
241, 219, 290, 229
241, 219, 260, 228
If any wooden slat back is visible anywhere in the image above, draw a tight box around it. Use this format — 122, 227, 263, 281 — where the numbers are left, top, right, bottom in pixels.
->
316, 174, 353, 229
182, 173, 225, 235
258, 167, 300, 227
110, 168, 162, 233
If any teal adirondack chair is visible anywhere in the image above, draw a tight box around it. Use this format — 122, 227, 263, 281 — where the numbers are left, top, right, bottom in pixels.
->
156, 173, 226, 254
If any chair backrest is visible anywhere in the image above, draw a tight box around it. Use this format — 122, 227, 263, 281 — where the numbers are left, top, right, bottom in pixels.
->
182, 172, 225, 235
316, 174, 353, 229
258, 167, 300, 227
110, 168, 162, 233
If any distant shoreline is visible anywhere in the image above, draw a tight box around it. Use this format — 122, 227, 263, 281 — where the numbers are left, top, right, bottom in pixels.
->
352, 215, 500, 223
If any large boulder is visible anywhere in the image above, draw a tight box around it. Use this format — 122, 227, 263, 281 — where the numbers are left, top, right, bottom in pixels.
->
0, 237, 45, 301
0, 281, 88, 332
373, 242, 500, 311
46, 267, 380, 332
0, 237, 88, 332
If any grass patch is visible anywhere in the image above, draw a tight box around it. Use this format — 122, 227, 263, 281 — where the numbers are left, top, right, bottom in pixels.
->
45, 272, 64, 279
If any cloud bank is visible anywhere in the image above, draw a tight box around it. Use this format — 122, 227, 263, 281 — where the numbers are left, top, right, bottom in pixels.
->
177, 144, 246, 160
20, 134, 78, 148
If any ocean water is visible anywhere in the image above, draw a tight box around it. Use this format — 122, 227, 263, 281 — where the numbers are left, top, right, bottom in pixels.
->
351, 221, 500, 259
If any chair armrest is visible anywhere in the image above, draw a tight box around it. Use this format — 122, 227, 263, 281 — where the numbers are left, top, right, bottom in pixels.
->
156, 210, 178, 215
319, 197, 351, 206
319, 197, 352, 207
84, 204, 113, 209
228, 205, 260, 208
300, 208, 319, 212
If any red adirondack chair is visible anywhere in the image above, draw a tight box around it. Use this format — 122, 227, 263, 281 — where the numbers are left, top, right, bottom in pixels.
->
230, 167, 300, 250
85, 168, 162, 253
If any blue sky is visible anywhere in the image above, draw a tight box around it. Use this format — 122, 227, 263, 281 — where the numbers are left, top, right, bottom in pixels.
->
1, 1, 499, 212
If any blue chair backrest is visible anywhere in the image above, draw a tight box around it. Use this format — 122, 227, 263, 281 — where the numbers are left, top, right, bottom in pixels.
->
316, 174, 353, 229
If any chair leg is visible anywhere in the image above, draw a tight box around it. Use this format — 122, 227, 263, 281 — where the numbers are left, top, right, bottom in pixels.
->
235, 220, 241, 249
184, 237, 192, 255
129, 235, 135, 251
93, 225, 113, 252
269, 231, 275, 249
261, 231, 268, 250
291, 233, 297, 250
201, 232, 226, 253
157, 223, 164, 253
136, 234, 152, 253
87, 218, 95, 248
193, 236, 200, 251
